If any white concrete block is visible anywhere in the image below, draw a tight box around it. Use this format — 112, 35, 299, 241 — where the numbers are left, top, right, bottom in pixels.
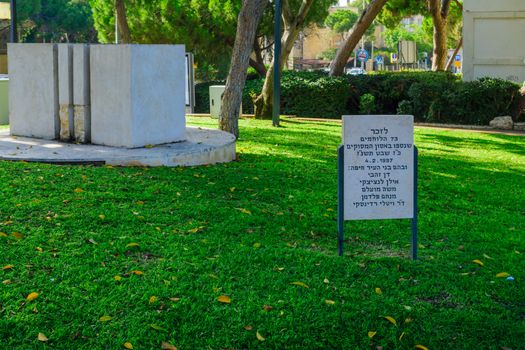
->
8, 43, 59, 139
463, 0, 525, 83
90, 44, 186, 148
73, 44, 91, 143
73, 44, 90, 106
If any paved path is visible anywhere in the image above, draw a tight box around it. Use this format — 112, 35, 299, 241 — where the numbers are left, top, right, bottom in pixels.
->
283, 117, 525, 137
188, 114, 525, 137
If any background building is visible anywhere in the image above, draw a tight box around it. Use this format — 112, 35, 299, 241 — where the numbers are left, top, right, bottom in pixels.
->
463, 0, 525, 83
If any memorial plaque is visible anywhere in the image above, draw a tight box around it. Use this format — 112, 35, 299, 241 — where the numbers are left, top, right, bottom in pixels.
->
343, 115, 414, 220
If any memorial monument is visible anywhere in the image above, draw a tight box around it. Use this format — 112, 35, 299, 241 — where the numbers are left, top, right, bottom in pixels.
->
1, 43, 235, 166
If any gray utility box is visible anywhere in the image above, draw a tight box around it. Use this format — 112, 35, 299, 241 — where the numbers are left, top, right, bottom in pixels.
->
209, 85, 242, 119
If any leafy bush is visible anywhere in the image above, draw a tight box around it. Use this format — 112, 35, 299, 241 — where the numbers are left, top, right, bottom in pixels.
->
346, 71, 459, 115
359, 93, 376, 114
195, 71, 521, 124
280, 71, 349, 118
398, 77, 520, 124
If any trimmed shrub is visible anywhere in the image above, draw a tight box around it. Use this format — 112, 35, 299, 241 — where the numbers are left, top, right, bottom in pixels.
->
194, 71, 521, 125
280, 72, 349, 118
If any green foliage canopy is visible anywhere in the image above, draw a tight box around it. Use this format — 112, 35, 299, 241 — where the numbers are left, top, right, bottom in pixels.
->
90, 0, 335, 80
3, 0, 96, 42
378, 0, 463, 48
324, 9, 359, 33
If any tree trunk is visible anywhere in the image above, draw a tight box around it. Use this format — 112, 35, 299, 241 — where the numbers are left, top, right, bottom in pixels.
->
329, 0, 388, 77
219, 0, 269, 138
115, 0, 132, 43
254, 0, 314, 119
428, 0, 451, 71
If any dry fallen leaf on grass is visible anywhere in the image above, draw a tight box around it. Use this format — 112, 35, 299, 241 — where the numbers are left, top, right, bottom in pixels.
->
290, 281, 309, 288
217, 295, 231, 304
325, 299, 336, 305
2, 265, 14, 270
98, 315, 112, 322
161, 341, 177, 350
263, 304, 273, 311
375, 288, 382, 295
130, 270, 144, 275
496, 272, 510, 278
26, 292, 39, 301
74, 188, 84, 193
126, 242, 140, 248
368, 331, 376, 338
11, 232, 24, 240
383, 316, 397, 326
37, 333, 48, 342
472, 259, 484, 266
236, 208, 251, 215
123, 342, 133, 349
149, 324, 167, 332
187, 226, 205, 234
256, 331, 265, 341
415, 345, 429, 350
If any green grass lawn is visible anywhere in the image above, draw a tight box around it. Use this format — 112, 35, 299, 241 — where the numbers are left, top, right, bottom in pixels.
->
1, 117, 524, 349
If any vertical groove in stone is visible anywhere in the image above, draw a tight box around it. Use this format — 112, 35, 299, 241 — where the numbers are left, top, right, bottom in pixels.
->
68, 45, 74, 139
53, 44, 60, 139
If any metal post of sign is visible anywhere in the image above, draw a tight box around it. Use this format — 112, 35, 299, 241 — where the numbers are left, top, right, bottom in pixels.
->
412, 146, 419, 260
272, 0, 281, 127
10, 0, 17, 43
338, 145, 345, 256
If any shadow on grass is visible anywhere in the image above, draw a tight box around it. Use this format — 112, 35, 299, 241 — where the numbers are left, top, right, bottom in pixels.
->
418, 133, 525, 157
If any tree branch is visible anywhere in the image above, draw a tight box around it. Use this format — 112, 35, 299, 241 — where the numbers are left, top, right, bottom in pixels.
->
281, 0, 294, 27
293, 0, 314, 29
249, 58, 268, 76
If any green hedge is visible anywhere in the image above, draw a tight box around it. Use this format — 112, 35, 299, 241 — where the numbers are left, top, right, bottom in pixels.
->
195, 71, 522, 125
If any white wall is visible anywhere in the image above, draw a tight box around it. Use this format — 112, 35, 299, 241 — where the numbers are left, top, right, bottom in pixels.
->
463, 0, 525, 83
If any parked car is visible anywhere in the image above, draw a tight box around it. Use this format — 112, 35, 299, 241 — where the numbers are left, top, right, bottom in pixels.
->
346, 67, 366, 75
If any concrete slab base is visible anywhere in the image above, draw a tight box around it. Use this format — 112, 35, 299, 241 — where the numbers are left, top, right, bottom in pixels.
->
0, 127, 236, 167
